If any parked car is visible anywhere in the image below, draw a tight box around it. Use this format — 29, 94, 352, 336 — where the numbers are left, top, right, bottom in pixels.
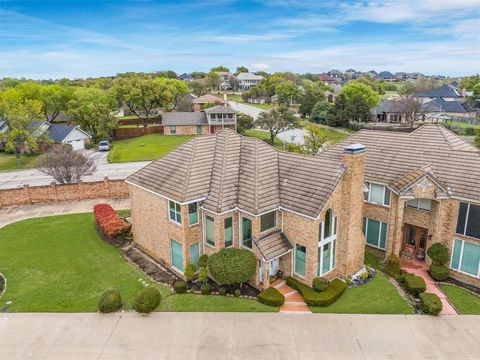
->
98, 141, 110, 151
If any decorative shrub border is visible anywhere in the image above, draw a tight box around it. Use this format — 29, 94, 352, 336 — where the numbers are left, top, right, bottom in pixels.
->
0, 272, 6, 298
94, 203, 132, 247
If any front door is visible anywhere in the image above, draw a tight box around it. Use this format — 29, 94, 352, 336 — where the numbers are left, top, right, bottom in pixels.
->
403, 224, 428, 260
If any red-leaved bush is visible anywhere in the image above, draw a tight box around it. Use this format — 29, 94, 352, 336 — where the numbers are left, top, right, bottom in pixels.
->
94, 204, 131, 238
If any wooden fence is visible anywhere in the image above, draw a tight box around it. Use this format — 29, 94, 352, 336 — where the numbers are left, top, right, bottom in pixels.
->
114, 126, 164, 140
118, 117, 162, 126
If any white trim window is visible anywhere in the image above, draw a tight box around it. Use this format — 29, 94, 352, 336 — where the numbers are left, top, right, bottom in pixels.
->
363, 218, 388, 250
205, 215, 215, 247
450, 239, 480, 278
295, 244, 306, 277
407, 198, 432, 211
318, 208, 337, 276
188, 203, 198, 225
364, 182, 391, 207
168, 200, 182, 224
456, 202, 480, 240
260, 211, 276, 232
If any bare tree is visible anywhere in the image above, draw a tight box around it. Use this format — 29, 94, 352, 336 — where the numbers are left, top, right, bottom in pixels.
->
391, 96, 426, 128
39, 147, 96, 184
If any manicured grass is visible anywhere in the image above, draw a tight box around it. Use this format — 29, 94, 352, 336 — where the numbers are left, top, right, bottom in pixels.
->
310, 273, 413, 314
0, 153, 42, 171
244, 129, 284, 150
307, 124, 350, 144
159, 293, 278, 312
108, 134, 193, 162
364, 248, 386, 272
228, 94, 273, 109
0, 213, 167, 312
439, 284, 480, 314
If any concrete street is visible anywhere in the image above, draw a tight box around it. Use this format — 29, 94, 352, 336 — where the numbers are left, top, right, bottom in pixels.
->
0, 150, 150, 189
0, 313, 478, 360
228, 100, 265, 119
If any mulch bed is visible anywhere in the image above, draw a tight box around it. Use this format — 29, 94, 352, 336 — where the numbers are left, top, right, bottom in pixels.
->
185, 278, 260, 297
96, 224, 132, 248
443, 277, 480, 296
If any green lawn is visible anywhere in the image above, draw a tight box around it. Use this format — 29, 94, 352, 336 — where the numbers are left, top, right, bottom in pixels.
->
310, 273, 413, 314
228, 94, 273, 109
108, 134, 193, 162
0, 153, 42, 172
364, 248, 386, 272
439, 284, 480, 314
307, 124, 350, 144
159, 293, 278, 312
244, 129, 284, 150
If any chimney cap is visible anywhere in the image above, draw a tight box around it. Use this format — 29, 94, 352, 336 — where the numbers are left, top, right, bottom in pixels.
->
344, 143, 366, 154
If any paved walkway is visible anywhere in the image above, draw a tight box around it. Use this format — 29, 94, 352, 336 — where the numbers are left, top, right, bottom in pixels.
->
1, 312, 479, 359
401, 260, 458, 315
273, 279, 310, 313
0, 198, 131, 228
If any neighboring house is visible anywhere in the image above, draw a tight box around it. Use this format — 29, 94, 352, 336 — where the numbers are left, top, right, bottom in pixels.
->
162, 105, 236, 135
327, 69, 343, 79
318, 73, 337, 84
216, 71, 232, 91
236, 72, 264, 91
414, 84, 465, 103
192, 94, 226, 111
371, 100, 404, 123
178, 73, 194, 82
127, 125, 480, 290
375, 71, 396, 82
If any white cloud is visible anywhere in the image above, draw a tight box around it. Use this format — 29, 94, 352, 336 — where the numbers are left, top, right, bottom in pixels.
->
251, 63, 271, 70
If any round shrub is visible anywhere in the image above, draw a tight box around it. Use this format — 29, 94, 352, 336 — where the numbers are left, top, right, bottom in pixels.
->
198, 254, 209, 267
201, 283, 211, 295
427, 243, 449, 265
312, 277, 329, 292
198, 266, 208, 283
219, 287, 227, 296
234, 289, 241, 297
184, 263, 196, 281
133, 287, 161, 313
98, 289, 122, 313
208, 248, 256, 285
386, 254, 401, 278
258, 287, 285, 307
174, 281, 187, 294
420, 293, 442, 316
401, 273, 426, 297
429, 264, 450, 281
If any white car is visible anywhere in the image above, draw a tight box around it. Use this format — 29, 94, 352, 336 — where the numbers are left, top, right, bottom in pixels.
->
98, 141, 110, 151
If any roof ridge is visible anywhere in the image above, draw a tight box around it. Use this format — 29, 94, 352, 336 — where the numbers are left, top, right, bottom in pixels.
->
215, 131, 229, 212
182, 136, 198, 200
254, 138, 259, 213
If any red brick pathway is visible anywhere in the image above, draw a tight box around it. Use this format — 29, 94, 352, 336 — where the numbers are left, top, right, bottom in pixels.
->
401, 259, 458, 315
272, 279, 311, 313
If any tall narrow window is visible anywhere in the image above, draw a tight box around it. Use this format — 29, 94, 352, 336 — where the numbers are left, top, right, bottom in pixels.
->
170, 125, 177, 134
295, 244, 306, 277
242, 217, 252, 249
205, 215, 215, 246
171, 239, 183, 272
260, 211, 276, 232
324, 209, 332, 238
224, 217, 233, 247
188, 203, 198, 225
190, 243, 200, 269
169, 200, 182, 224
456, 202, 480, 239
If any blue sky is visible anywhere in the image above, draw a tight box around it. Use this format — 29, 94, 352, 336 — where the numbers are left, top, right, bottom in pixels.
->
0, 0, 479, 79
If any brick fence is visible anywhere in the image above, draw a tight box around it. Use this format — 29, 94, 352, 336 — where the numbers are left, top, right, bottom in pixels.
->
0, 178, 129, 208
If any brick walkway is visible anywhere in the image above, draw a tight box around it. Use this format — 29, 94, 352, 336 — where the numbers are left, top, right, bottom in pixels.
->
401, 259, 457, 315
272, 279, 311, 313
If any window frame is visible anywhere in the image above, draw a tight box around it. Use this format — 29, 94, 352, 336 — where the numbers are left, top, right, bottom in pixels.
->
450, 238, 480, 278
189, 242, 200, 269
168, 200, 182, 225
318, 209, 337, 276
224, 217, 233, 248
196, 125, 203, 134
204, 215, 215, 247
171, 239, 183, 273
364, 182, 391, 207
260, 211, 276, 233
170, 125, 177, 134
363, 217, 388, 250
188, 203, 198, 225
406, 198, 432, 211
241, 216, 252, 249
456, 202, 480, 240
294, 244, 307, 277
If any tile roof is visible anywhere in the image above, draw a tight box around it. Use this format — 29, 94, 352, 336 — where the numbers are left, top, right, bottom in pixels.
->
322, 125, 480, 202
318, 73, 336, 81
236, 72, 264, 81
253, 229, 292, 261
127, 130, 346, 218
203, 105, 236, 114
415, 84, 463, 98
162, 112, 207, 126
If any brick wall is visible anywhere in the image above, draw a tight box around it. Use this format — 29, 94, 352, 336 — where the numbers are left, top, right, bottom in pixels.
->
0, 178, 129, 208
164, 125, 207, 135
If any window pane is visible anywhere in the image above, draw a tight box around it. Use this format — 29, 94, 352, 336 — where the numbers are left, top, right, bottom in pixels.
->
260, 211, 276, 232
380, 222, 388, 249
332, 239, 336, 268
384, 187, 391, 206
460, 242, 480, 276
362, 217, 367, 234
333, 217, 337, 235
295, 244, 306, 276
190, 243, 199, 268
324, 209, 332, 238
224, 217, 233, 247
205, 216, 215, 246
322, 242, 331, 274
370, 184, 384, 205
407, 199, 418, 209
366, 219, 380, 247
242, 217, 252, 248
419, 199, 432, 211
364, 182, 370, 201
456, 202, 468, 235
466, 204, 480, 239
451, 239, 462, 270
171, 239, 183, 271
188, 203, 198, 225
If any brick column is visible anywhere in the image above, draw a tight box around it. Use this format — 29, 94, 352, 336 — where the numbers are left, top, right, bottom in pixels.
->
23, 184, 32, 205
390, 197, 406, 256
262, 260, 270, 289
104, 176, 110, 198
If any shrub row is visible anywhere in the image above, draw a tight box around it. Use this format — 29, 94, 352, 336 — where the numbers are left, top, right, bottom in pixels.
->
312, 277, 329, 292
400, 273, 426, 297
420, 293, 443, 316
93, 204, 131, 238
174, 280, 243, 297
286, 277, 347, 307
98, 287, 161, 314
429, 264, 450, 281
257, 287, 285, 307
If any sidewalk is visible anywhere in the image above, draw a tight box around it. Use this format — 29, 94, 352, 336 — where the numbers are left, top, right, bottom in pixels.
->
0, 198, 131, 228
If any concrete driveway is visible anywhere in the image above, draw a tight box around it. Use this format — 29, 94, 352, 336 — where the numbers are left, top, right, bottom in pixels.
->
0, 312, 478, 359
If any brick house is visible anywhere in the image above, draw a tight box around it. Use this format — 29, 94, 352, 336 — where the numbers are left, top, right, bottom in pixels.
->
162, 105, 237, 135
126, 125, 480, 289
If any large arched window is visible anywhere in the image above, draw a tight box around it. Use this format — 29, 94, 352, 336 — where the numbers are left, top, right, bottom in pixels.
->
318, 209, 337, 276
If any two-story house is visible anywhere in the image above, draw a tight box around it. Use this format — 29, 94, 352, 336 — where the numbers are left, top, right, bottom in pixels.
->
236, 72, 265, 91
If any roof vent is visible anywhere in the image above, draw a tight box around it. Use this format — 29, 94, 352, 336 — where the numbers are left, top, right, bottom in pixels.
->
343, 143, 366, 154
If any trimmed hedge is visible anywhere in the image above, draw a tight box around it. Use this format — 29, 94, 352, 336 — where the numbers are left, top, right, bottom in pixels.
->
258, 287, 285, 307
401, 273, 426, 296
420, 292, 443, 316
201, 283, 211, 295
133, 287, 161, 313
429, 264, 450, 281
93, 204, 131, 238
98, 289, 122, 313
208, 248, 256, 285
312, 277, 329, 292
286, 277, 347, 307
174, 281, 187, 294
427, 243, 449, 265
184, 263, 196, 281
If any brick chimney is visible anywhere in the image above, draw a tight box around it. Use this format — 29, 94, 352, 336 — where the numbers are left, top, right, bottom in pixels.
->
338, 143, 367, 275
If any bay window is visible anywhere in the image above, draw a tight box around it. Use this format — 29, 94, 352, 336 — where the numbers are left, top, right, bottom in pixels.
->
224, 217, 233, 247
241, 217, 252, 249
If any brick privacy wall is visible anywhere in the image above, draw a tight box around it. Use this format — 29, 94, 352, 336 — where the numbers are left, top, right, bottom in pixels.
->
0, 178, 129, 208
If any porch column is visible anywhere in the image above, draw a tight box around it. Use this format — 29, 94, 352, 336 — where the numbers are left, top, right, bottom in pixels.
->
262, 260, 270, 289
390, 197, 406, 257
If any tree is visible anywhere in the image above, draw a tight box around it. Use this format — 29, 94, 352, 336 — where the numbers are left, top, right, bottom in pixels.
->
228, 76, 240, 91
68, 87, 118, 141
344, 95, 372, 123
459, 74, 480, 91
190, 71, 206, 80
275, 80, 301, 106
299, 80, 326, 117
210, 66, 229, 73
326, 94, 349, 127
354, 77, 384, 95
474, 128, 480, 149
235, 66, 249, 74
155, 78, 189, 111
39, 146, 96, 184
472, 82, 480, 100
205, 71, 222, 90
303, 124, 327, 155
236, 113, 254, 135
310, 101, 332, 124
399, 81, 418, 95
189, 80, 207, 96
208, 248, 256, 285
391, 96, 425, 127
175, 95, 193, 112
340, 82, 380, 109
255, 106, 298, 144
